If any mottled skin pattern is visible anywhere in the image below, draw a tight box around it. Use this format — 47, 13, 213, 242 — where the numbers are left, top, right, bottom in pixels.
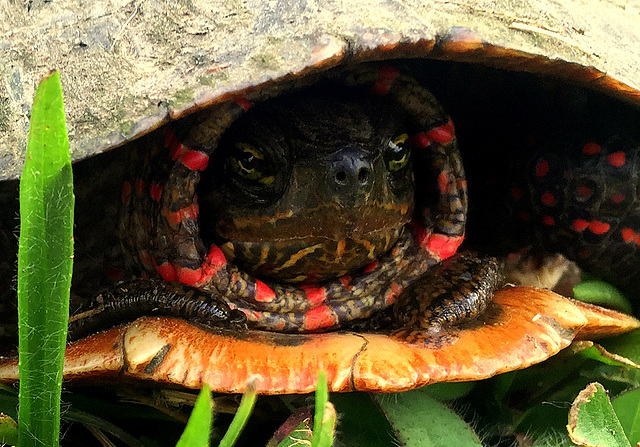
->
106, 65, 484, 336
68, 64, 640, 342
509, 136, 640, 288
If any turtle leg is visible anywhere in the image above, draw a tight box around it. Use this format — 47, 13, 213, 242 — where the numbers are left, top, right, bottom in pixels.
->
392, 251, 504, 343
67, 279, 246, 341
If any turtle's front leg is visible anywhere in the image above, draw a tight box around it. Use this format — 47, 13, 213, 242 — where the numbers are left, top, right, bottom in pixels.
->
68, 279, 247, 341
393, 252, 504, 343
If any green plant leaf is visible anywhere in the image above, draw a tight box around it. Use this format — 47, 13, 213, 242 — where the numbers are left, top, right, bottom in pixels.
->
176, 384, 213, 447
600, 330, 640, 365
612, 387, 640, 445
573, 281, 632, 314
311, 371, 334, 447
578, 343, 639, 368
374, 388, 482, 446
17, 69, 74, 447
0, 413, 18, 446
218, 382, 257, 447
567, 382, 631, 447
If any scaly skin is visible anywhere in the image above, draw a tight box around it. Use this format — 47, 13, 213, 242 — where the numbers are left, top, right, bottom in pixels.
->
73, 65, 493, 338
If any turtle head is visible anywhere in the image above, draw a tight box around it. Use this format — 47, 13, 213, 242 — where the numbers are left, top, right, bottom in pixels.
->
199, 86, 415, 283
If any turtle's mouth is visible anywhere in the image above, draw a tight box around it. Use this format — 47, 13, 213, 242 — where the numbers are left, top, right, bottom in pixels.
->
214, 200, 412, 283
216, 222, 438, 332
219, 224, 406, 284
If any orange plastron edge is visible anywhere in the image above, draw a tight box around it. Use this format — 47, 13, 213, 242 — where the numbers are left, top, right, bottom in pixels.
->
0, 287, 637, 394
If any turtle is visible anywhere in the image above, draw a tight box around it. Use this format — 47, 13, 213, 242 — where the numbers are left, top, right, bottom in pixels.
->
1, 3, 640, 400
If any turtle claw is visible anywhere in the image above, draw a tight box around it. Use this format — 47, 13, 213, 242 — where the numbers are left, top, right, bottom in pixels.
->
67, 279, 246, 341
392, 251, 503, 341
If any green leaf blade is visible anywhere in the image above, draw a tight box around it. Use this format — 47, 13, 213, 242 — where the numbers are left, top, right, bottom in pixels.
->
17, 70, 74, 447
612, 387, 640, 445
567, 382, 631, 447
374, 388, 483, 447
218, 382, 257, 447
176, 384, 213, 447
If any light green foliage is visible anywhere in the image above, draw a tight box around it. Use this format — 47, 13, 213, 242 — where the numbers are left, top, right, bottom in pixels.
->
176, 384, 214, 447
374, 389, 483, 447
17, 70, 74, 447
567, 382, 631, 447
0, 413, 18, 446
573, 281, 632, 314
612, 388, 640, 445
218, 383, 257, 447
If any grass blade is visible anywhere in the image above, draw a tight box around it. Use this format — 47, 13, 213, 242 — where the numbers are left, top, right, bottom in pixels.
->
17, 70, 74, 447
218, 382, 257, 447
311, 371, 335, 447
176, 384, 213, 447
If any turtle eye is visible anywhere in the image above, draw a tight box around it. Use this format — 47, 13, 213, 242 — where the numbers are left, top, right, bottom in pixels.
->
228, 143, 275, 186
385, 133, 410, 172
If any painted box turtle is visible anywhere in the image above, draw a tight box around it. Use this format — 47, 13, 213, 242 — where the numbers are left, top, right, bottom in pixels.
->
1, 0, 640, 400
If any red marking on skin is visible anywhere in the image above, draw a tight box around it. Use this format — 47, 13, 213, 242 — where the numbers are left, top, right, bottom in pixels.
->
572, 219, 589, 232
424, 233, 464, 261
234, 97, 251, 111
169, 142, 209, 172
371, 66, 400, 96
339, 275, 352, 289
582, 142, 601, 155
607, 151, 626, 167
588, 220, 610, 235
175, 246, 227, 287
621, 228, 640, 246
385, 282, 403, 305
199, 246, 228, 281
164, 203, 200, 226
135, 179, 145, 195
181, 150, 210, 171
457, 179, 467, 189
121, 181, 132, 205
577, 186, 592, 198
301, 285, 327, 305
535, 160, 549, 177
425, 119, 455, 144
303, 306, 336, 331
611, 193, 626, 204
155, 262, 179, 282
541, 192, 556, 206
437, 171, 450, 193
510, 188, 523, 200
149, 182, 163, 202
578, 249, 590, 259
409, 133, 431, 149
518, 212, 531, 221
363, 260, 379, 274
542, 215, 555, 226
255, 280, 276, 303
177, 267, 201, 286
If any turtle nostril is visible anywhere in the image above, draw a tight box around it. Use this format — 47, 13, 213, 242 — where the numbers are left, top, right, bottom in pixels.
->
335, 170, 348, 184
357, 167, 370, 185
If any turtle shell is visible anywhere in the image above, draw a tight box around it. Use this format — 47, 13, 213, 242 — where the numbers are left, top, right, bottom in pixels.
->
1, 1, 640, 395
